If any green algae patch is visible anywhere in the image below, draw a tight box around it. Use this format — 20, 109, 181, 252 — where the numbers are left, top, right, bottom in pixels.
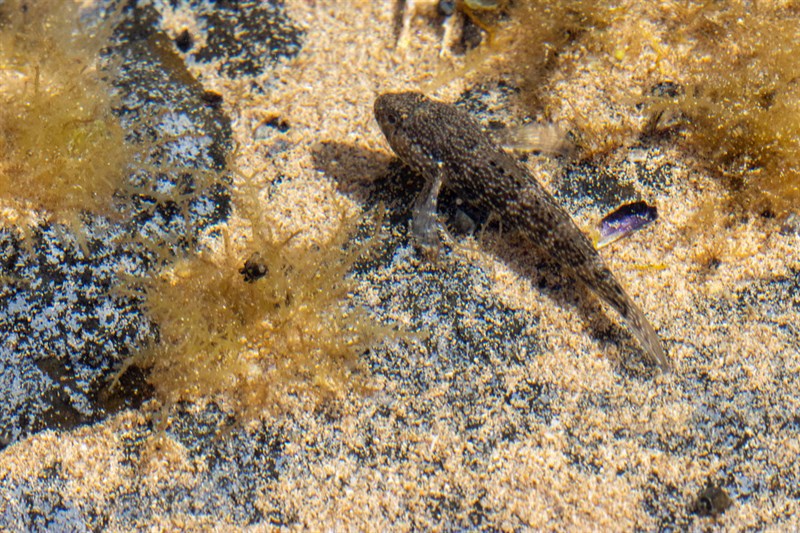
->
0, 0, 130, 230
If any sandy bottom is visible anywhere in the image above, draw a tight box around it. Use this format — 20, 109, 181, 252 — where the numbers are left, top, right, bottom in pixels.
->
1, 0, 798, 530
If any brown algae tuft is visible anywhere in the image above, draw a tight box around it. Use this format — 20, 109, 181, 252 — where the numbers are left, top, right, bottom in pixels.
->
0, 0, 131, 230
647, 1, 800, 218
120, 166, 392, 421
692, 483, 733, 518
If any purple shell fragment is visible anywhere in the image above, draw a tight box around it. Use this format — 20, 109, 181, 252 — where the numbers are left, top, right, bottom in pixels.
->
597, 201, 658, 248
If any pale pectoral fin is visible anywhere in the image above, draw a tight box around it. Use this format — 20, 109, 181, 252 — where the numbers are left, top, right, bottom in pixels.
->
495, 123, 574, 157
411, 165, 445, 256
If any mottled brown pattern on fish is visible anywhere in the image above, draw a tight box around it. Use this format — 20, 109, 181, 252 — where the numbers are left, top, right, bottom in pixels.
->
374, 91, 670, 370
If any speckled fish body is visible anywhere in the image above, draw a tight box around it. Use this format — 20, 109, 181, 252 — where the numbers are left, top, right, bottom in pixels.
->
374, 91, 670, 370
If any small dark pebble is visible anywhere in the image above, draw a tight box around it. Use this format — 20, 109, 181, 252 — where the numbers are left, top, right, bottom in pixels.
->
438, 0, 457, 17
704, 256, 722, 271
201, 90, 224, 108
462, 18, 484, 50
487, 120, 505, 131
254, 116, 291, 141
780, 212, 800, 235
643, 82, 686, 134
262, 116, 290, 133
650, 81, 683, 99
175, 29, 193, 52
693, 484, 733, 517
240, 252, 268, 283
452, 209, 477, 234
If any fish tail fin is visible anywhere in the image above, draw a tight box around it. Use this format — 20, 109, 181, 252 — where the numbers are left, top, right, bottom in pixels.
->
591, 268, 671, 370
622, 298, 671, 370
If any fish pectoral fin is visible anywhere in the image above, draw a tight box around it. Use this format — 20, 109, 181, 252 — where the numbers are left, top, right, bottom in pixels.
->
411, 165, 446, 256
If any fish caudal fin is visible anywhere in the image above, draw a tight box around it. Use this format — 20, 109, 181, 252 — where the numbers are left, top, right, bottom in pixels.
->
587, 266, 671, 370
622, 298, 671, 371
